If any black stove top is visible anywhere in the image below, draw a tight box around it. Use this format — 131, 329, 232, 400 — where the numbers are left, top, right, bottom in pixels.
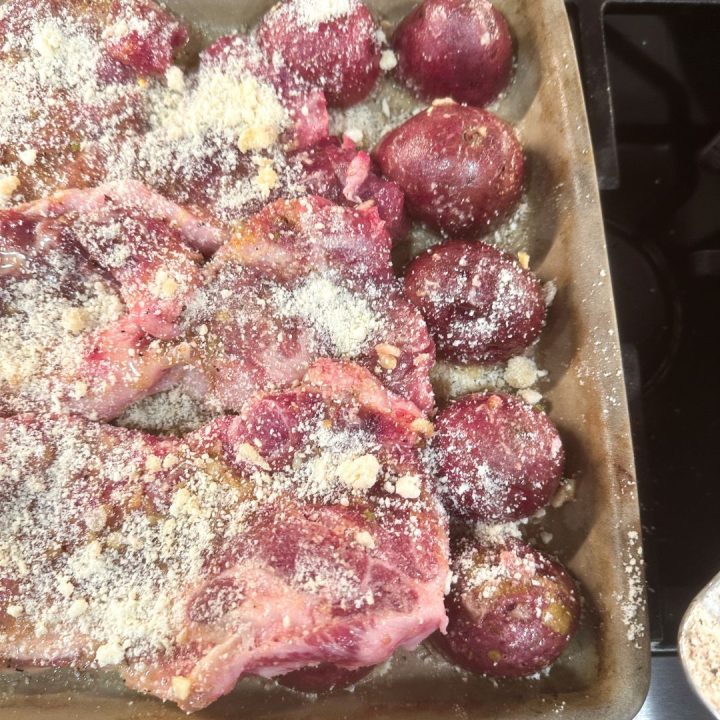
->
567, 1, 720, 715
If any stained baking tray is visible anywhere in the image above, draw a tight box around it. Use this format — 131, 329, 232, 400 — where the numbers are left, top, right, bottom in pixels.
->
0, 0, 650, 718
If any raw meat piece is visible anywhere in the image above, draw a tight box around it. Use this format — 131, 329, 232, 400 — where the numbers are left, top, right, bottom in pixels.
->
0, 0, 187, 203
0, 181, 206, 420
157, 38, 398, 233
293, 136, 408, 242
0, 4, 389, 235
182, 196, 435, 413
256, 0, 381, 107
0, 360, 449, 712
2, 188, 432, 420
107, 34, 330, 233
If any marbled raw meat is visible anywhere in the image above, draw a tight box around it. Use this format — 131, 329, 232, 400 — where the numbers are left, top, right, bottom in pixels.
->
182, 196, 435, 413
0, 181, 207, 420
0, 0, 188, 203
0, 360, 449, 711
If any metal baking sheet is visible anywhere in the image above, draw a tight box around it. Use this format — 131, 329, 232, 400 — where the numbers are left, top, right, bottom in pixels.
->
0, 0, 650, 718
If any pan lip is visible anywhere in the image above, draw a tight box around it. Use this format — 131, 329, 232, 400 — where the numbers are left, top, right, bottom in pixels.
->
495, 0, 652, 715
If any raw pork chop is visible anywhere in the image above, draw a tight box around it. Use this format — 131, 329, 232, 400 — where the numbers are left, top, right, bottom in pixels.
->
0, 2, 400, 239
182, 195, 435, 413
104, 35, 329, 232
0, 181, 207, 420
198, 37, 404, 235
0, 360, 448, 712
133, 36, 400, 234
0, 0, 188, 203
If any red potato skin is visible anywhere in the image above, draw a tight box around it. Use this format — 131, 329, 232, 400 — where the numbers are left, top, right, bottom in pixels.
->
430, 393, 564, 522
277, 664, 373, 692
434, 540, 580, 677
393, 0, 513, 107
257, 0, 381, 107
373, 104, 524, 235
403, 240, 545, 364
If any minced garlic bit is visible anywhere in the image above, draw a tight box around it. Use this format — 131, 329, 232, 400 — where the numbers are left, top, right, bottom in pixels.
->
551, 478, 576, 508
395, 474, 421, 500
504, 356, 539, 389
171, 675, 192, 701
162, 454, 179, 470
410, 418, 434, 437
61, 307, 89, 334
336, 454, 380, 491
73, 381, 88, 399
379, 49, 398, 71
376, 342, 401, 370
150, 268, 180, 299
18, 148, 38, 166
68, 598, 89, 618
95, 641, 124, 667
165, 66, 184, 93
517, 251, 530, 270
431, 97, 456, 107
86, 505, 108, 533
0, 174, 20, 204
145, 455, 162, 473
57, 577, 75, 598
519, 388, 543, 405
354, 530, 376, 549
236, 443, 271, 471
6, 605, 23, 618
253, 156, 279, 198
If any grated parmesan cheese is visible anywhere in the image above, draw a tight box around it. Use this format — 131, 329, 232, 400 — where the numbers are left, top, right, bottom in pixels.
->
277, 0, 356, 29
336, 454, 380, 491
272, 275, 381, 357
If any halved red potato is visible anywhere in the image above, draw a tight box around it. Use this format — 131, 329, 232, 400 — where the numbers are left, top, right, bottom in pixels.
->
257, 0, 381, 107
430, 392, 564, 522
434, 539, 580, 676
104, 0, 189, 76
374, 104, 524, 235
403, 240, 545, 364
393, 0, 513, 106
